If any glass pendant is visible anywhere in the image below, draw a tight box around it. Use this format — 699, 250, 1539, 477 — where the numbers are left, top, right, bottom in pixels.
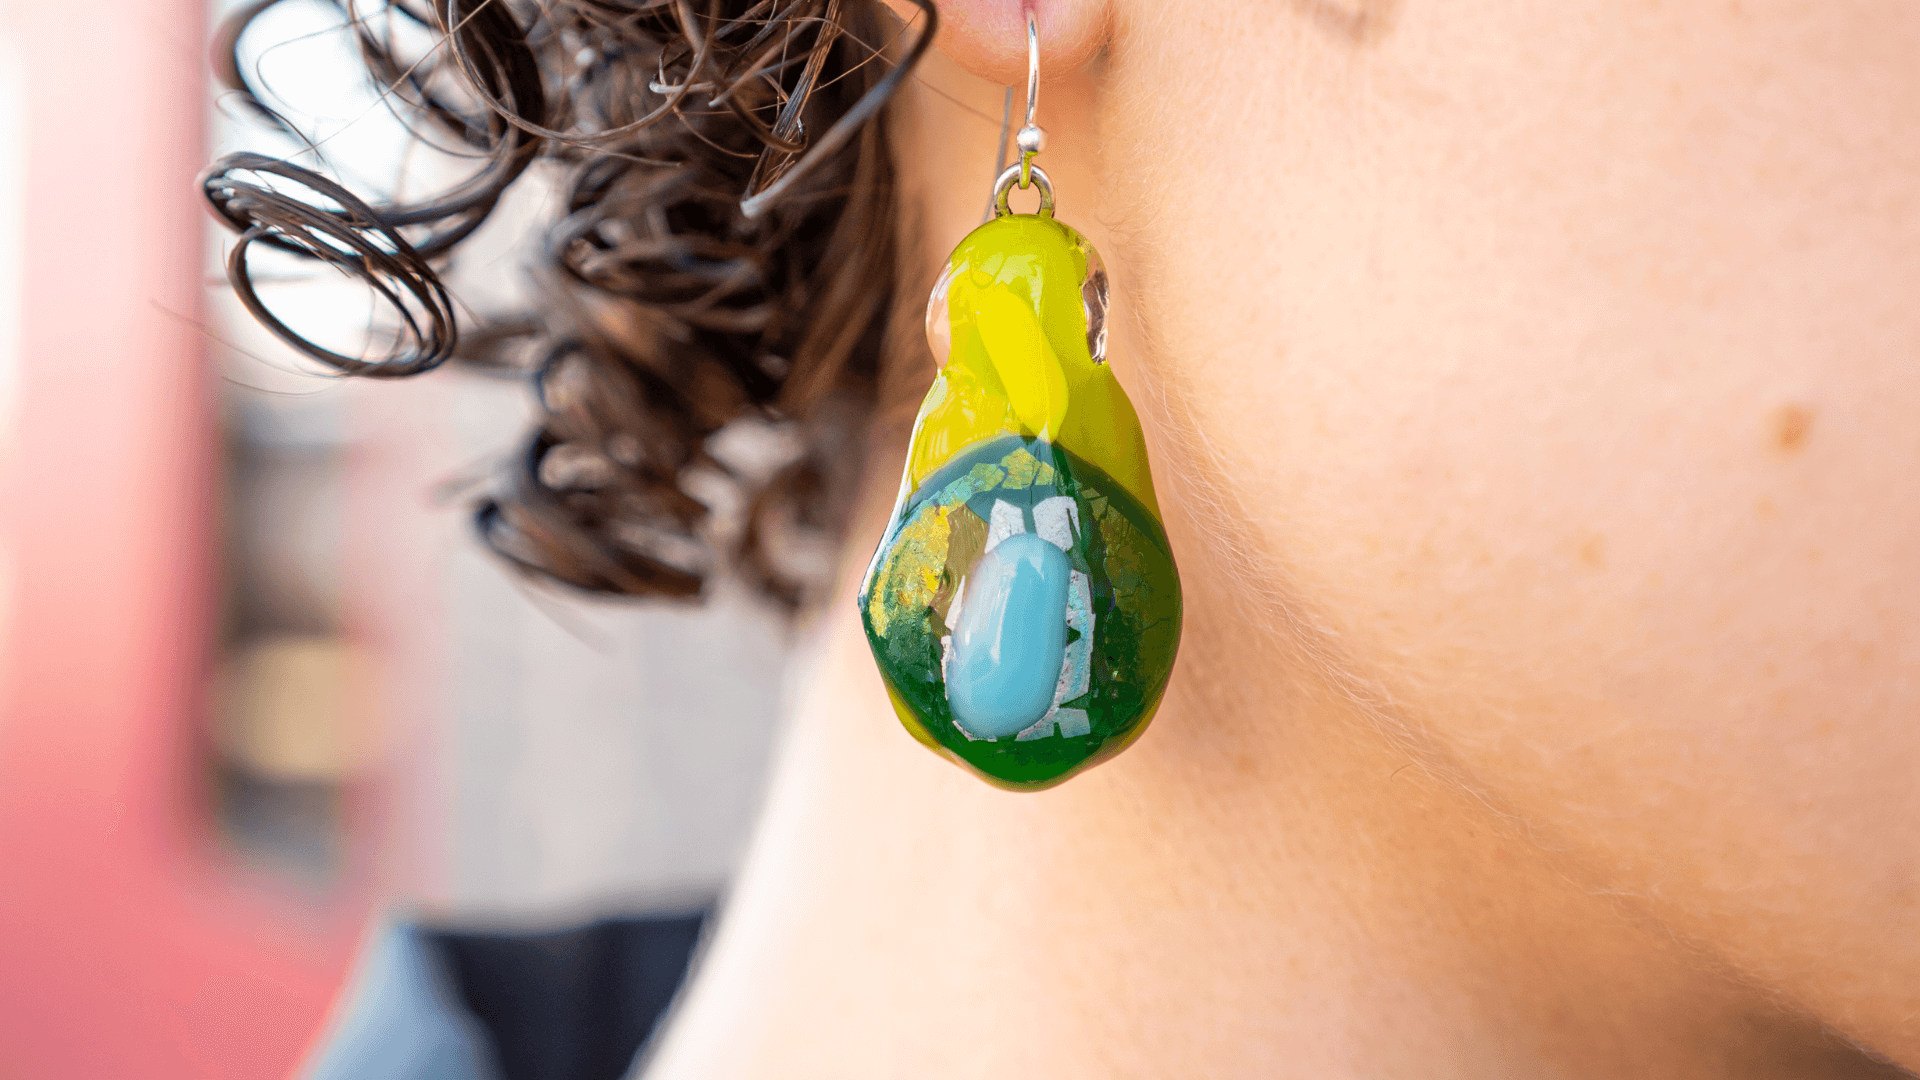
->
859, 207, 1182, 791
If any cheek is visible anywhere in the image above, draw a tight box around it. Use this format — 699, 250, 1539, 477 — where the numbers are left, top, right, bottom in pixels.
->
1103, 0, 1920, 1010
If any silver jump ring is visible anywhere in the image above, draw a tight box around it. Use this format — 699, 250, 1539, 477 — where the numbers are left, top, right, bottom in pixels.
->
993, 163, 1054, 218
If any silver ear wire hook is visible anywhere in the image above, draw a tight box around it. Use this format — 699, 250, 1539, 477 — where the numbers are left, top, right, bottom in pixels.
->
1017, 6, 1045, 184
992, 5, 1053, 217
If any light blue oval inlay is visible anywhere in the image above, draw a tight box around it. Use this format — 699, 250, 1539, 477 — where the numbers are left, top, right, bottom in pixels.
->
949, 532, 1070, 739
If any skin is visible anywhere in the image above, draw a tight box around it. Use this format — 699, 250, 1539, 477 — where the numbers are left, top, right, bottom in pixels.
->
647, 1, 1920, 1075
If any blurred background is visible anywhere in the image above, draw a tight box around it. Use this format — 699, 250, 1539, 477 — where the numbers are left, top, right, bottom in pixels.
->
0, 1, 791, 1076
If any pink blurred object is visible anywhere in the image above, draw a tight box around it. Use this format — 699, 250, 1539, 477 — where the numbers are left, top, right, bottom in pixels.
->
0, 0, 369, 1075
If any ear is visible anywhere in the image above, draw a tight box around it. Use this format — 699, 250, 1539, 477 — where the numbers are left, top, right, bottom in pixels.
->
887, 0, 1109, 88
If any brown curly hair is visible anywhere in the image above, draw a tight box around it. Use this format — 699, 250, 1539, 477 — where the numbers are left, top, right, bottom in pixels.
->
202, 0, 935, 608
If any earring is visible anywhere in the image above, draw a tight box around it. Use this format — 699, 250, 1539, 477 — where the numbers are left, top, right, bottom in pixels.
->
859, 9, 1182, 791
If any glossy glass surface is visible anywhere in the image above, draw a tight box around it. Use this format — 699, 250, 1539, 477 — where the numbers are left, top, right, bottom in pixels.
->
861, 214, 1181, 791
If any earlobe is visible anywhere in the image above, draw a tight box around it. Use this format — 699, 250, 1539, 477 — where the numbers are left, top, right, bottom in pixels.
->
888, 0, 1109, 87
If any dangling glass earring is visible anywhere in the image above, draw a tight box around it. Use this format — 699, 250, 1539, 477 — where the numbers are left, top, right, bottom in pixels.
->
859, 9, 1182, 791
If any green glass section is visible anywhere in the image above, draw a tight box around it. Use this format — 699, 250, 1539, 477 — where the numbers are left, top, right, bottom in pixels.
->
860, 435, 1182, 791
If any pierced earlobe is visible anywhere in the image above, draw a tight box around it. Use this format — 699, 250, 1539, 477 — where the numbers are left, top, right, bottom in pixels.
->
892, 0, 1109, 88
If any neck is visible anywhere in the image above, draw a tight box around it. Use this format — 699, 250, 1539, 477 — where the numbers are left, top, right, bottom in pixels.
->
648, 484, 1889, 1078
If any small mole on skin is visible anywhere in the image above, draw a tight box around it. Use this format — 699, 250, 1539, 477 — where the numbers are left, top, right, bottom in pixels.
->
1579, 534, 1607, 570
1773, 404, 1814, 453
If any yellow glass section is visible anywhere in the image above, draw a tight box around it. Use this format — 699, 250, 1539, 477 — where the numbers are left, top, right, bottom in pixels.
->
907, 215, 1159, 517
